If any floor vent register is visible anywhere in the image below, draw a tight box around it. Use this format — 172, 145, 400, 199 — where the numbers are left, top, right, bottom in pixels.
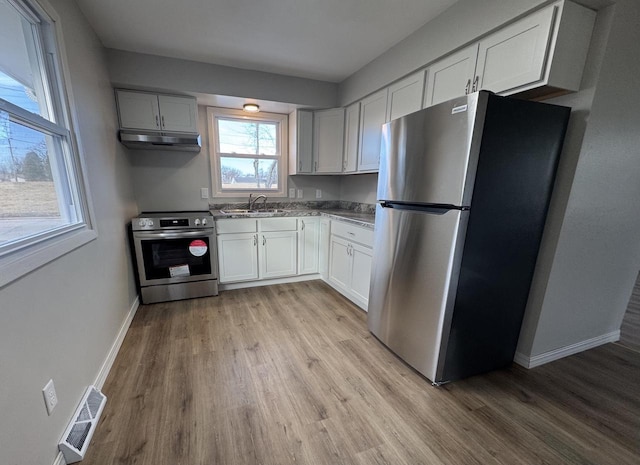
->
58, 385, 107, 463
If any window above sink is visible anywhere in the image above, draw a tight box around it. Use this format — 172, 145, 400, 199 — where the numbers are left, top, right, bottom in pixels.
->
208, 107, 288, 198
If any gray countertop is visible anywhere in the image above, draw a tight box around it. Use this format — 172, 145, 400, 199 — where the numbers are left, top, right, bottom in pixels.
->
211, 208, 375, 229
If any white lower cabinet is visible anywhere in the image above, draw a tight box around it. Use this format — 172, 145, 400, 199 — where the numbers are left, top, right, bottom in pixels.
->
259, 231, 298, 279
299, 218, 320, 275
218, 232, 259, 283
319, 218, 331, 279
217, 217, 322, 285
350, 243, 373, 305
327, 221, 374, 311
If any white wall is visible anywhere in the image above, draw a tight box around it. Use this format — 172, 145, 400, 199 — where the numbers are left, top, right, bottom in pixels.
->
0, 1, 138, 464
129, 106, 342, 211
107, 49, 338, 108
519, 0, 640, 357
338, 0, 640, 361
340, 173, 378, 204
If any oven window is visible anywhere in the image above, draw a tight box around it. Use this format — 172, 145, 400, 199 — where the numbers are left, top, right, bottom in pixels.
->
141, 237, 212, 280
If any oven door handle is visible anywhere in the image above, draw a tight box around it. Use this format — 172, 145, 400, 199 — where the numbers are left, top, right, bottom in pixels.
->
134, 230, 212, 239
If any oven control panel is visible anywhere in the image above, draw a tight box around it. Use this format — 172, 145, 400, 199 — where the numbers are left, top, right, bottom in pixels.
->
132, 212, 214, 231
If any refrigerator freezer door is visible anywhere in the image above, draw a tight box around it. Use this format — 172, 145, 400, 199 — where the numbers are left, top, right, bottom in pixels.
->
377, 92, 487, 207
368, 204, 468, 382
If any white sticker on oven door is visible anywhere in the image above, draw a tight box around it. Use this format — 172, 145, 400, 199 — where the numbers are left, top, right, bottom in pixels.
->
189, 239, 208, 257
169, 264, 190, 277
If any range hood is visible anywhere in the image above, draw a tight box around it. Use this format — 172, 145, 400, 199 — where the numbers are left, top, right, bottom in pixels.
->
119, 131, 202, 152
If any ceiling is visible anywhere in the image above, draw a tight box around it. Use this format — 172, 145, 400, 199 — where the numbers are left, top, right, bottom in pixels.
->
75, 0, 458, 83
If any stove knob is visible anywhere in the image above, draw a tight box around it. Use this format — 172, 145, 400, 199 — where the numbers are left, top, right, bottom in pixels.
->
147, 219, 154, 227
194, 218, 201, 226
138, 219, 146, 227
201, 218, 208, 225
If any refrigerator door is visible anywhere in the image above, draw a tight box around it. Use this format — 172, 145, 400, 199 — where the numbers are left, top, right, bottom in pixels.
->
368, 204, 469, 382
377, 92, 488, 207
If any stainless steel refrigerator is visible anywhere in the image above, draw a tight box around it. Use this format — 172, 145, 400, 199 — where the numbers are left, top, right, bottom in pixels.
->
368, 91, 570, 384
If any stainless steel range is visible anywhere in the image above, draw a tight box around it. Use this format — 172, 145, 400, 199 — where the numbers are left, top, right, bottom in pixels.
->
131, 211, 218, 304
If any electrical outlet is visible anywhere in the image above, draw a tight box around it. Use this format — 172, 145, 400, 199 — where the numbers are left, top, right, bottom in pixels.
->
200, 187, 209, 199
289, 188, 296, 198
315, 189, 322, 199
297, 189, 303, 199
42, 379, 58, 415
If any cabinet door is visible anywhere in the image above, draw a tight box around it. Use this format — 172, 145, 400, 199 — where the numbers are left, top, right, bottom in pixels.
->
343, 102, 360, 173
157, 95, 198, 133
313, 108, 345, 173
387, 70, 427, 121
319, 218, 331, 279
475, 6, 556, 95
116, 90, 160, 131
358, 89, 388, 172
289, 110, 314, 174
328, 235, 352, 292
298, 218, 320, 275
350, 243, 373, 311
259, 231, 298, 279
217, 233, 258, 283
424, 44, 479, 108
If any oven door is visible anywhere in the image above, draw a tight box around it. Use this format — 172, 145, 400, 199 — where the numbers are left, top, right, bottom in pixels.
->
133, 230, 218, 286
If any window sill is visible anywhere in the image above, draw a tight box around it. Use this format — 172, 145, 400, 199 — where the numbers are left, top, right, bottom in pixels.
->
0, 227, 97, 288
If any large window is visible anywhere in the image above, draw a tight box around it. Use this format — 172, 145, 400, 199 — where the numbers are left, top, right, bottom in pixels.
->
208, 107, 288, 197
0, 0, 93, 285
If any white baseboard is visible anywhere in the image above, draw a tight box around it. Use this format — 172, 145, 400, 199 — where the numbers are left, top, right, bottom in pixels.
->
52, 451, 66, 465
514, 330, 620, 369
220, 274, 321, 291
93, 296, 140, 389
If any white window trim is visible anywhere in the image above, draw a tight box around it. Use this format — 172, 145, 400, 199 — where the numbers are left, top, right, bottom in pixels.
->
0, 0, 98, 288
208, 107, 288, 198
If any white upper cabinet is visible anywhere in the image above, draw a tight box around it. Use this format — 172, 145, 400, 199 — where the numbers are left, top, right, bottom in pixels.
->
157, 95, 198, 133
116, 91, 161, 131
342, 102, 360, 173
423, 0, 595, 106
424, 44, 479, 108
313, 108, 345, 173
475, 6, 556, 95
289, 109, 314, 175
358, 88, 388, 172
387, 69, 427, 121
116, 90, 198, 133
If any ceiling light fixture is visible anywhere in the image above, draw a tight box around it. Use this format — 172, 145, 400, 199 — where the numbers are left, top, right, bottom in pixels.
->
243, 103, 260, 113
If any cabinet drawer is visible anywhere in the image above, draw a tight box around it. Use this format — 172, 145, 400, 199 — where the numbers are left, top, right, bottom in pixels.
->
331, 221, 374, 247
260, 218, 298, 232
216, 219, 257, 234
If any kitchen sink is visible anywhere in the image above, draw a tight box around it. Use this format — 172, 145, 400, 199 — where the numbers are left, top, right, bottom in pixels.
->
219, 208, 292, 215
219, 209, 256, 214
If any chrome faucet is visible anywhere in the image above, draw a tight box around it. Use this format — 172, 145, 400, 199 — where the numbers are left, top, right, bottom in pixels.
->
249, 194, 268, 211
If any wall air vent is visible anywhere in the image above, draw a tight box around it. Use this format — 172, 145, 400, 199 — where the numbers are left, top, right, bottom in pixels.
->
58, 386, 107, 463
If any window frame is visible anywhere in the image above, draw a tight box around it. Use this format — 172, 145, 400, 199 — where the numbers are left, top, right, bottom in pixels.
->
0, 0, 97, 287
208, 107, 288, 198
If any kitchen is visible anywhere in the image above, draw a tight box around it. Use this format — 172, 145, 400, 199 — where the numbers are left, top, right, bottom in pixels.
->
0, 0, 639, 464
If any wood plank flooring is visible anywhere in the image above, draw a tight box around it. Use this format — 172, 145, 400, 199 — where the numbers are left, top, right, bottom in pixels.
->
620, 271, 640, 352
83, 281, 640, 465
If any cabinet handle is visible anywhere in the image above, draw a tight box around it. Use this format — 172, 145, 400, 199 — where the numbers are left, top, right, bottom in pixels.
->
299, 161, 302, 171
314, 161, 318, 172
472, 76, 479, 92
155, 115, 160, 128
301, 220, 305, 230
253, 234, 257, 246
161, 115, 165, 128
262, 235, 266, 246
465, 79, 471, 95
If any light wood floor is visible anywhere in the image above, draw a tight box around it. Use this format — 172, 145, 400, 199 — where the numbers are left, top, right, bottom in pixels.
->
620, 272, 640, 352
83, 281, 640, 465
